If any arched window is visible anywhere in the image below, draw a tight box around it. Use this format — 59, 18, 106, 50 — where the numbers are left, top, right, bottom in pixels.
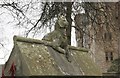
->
104, 32, 112, 41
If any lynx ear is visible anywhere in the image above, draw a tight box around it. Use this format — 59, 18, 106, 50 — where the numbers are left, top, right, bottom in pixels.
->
58, 13, 65, 19
58, 13, 62, 19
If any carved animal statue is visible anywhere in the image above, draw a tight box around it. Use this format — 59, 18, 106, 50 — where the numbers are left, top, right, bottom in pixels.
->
42, 15, 71, 62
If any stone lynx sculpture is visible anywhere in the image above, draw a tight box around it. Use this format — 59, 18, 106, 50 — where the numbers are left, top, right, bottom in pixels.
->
42, 15, 71, 62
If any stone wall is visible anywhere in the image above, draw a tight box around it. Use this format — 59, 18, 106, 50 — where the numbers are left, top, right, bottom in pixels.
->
0, 65, 2, 77
4, 36, 102, 76
91, 3, 119, 73
74, 2, 119, 73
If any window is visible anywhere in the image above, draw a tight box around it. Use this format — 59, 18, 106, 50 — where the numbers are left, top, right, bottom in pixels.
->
105, 52, 113, 61
105, 52, 109, 61
110, 52, 113, 61
104, 32, 112, 41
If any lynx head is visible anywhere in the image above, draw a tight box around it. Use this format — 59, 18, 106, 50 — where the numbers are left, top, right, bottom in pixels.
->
56, 15, 69, 29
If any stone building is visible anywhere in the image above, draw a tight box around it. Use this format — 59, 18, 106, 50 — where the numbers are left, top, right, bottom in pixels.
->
3, 36, 102, 76
0, 64, 4, 77
0, 65, 2, 77
74, 2, 120, 73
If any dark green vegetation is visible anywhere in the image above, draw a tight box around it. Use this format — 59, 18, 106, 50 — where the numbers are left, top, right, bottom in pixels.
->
108, 58, 120, 73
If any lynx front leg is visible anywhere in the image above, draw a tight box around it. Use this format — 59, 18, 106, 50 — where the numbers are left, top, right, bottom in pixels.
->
65, 46, 72, 63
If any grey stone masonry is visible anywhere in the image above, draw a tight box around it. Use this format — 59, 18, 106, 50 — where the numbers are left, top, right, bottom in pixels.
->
0, 65, 2, 77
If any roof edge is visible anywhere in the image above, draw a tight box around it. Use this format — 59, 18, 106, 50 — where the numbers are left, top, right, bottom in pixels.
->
69, 46, 88, 52
13, 35, 46, 44
13, 35, 88, 52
